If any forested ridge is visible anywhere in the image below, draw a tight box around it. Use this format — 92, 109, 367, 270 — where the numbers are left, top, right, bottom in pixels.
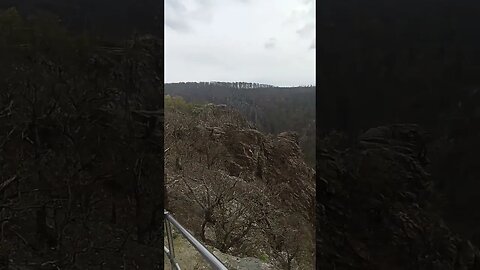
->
0, 7, 163, 269
165, 82, 316, 166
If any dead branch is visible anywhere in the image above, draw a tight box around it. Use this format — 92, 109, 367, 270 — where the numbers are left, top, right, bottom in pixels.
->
0, 176, 18, 194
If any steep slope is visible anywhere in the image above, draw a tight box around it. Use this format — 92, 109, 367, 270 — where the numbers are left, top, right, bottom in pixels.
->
0, 10, 163, 269
319, 0, 480, 254
317, 125, 480, 269
164, 96, 315, 269
165, 82, 316, 167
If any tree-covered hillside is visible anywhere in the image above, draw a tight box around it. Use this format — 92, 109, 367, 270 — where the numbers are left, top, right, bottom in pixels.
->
165, 82, 316, 166
165, 96, 315, 269
318, 0, 480, 268
0, 8, 163, 269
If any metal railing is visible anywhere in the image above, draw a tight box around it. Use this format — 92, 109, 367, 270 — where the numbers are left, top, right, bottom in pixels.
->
164, 210, 229, 270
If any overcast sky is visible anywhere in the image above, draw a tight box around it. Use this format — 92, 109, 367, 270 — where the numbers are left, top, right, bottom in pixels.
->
165, 0, 315, 87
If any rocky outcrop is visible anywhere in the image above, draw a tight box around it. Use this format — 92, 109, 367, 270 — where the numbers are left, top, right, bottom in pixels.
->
317, 125, 480, 270
165, 100, 315, 269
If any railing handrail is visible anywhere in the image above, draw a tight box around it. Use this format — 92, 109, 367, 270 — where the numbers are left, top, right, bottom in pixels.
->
164, 210, 229, 270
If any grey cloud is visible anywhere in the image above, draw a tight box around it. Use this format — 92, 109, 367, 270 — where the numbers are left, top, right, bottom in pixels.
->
284, 0, 314, 24
166, 0, 315, 86
165, 18, 191, 32
165, 0, 221, 32
194, 0, 214, 12
166, 0, 188, 12
190, 0, 214, 23
165, 0, 191, 31
264, 38, 276, 49
283, 0, 315, 43
297, 23, 314, 39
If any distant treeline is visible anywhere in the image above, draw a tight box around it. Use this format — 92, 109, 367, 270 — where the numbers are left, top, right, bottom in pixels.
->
170, 81, 276, 89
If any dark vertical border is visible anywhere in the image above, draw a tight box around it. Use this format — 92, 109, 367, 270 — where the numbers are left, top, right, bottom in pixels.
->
315, 1, 320, 269
159, 0, 165, 269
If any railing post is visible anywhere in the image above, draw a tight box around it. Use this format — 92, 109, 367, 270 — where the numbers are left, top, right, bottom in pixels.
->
165, 218, 179, 270
164, 210, 228, 270
166, 220, 173, 269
